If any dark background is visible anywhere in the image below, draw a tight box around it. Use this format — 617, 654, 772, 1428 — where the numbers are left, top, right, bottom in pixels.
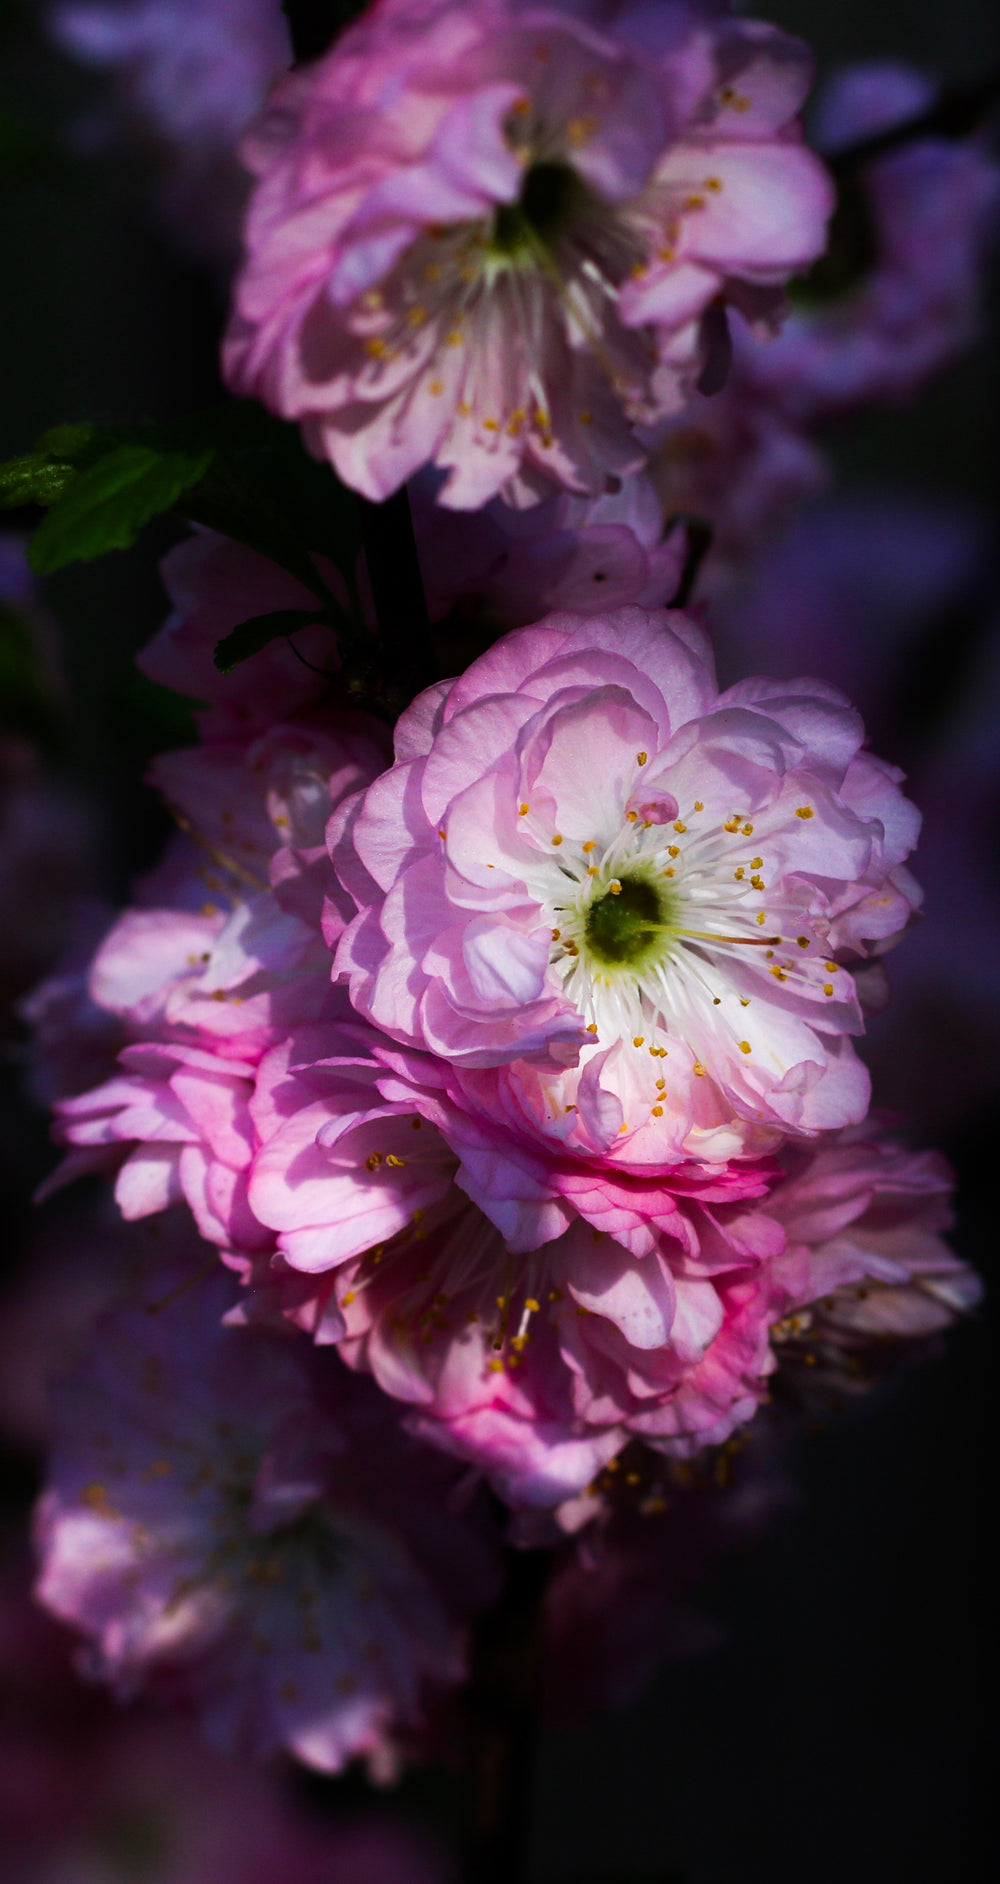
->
1, 3, 997, 1880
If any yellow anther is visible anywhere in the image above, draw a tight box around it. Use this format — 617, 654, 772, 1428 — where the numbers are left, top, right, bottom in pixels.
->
770, 965, 787, 981
823, 983, 834, 997
796, 936, 810, 949
693, 801, 704, 811
756, 912, 767, 926
740, 997, 751, 1007
626, 809, 637, 822
385, 1154, 404, 1168
447, 329, 464, 347
704, 176, 723, 192
364, 335, 388, 358
751, 875, 765, 891
651, 1104, 664, 1116
483, 417, 499, 431
582, 840, 597, 853
608, 879, 622, 895
738, 1041, 752, 1055
365, 1152, 382, 1171
587, 1022, 598, 1034
750, 857, 763, 870
428, 378, 444, 395
637, 752, 648, 766
795, 805, 814, 819
551, 833, 563, 846
657, 246, 676, 263
742, 822, 754, 836
519, 802, 529, 815
734, 867, 745, 881
683, 193, 706, 211
633, 1036, 645, 1048
551, 927, 561, 940
567, 116, 599, 149
525, 1298, 541, 1314
692, 1061, 707, 1076
341, 1290, 356, 1306
824, 961, 839, 974
664, 867, 675, 877
673, 820, 687, 834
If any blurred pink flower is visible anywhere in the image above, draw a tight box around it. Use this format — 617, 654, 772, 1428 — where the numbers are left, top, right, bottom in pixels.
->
34, 1265, 500, 1768
48, 0, 291, 261
767, 1123, 982, 1390
224, 0, 831, 507
137, 530, 343, 741
2, 1548, 451, 1883
412, 469, 689, 627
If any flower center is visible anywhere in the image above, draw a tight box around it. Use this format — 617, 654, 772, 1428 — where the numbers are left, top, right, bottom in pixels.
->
583, 870, 676, 971
490, 160, 590, 266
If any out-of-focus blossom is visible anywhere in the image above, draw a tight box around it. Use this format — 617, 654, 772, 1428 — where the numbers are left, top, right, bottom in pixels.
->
641, 66, 1000, 591
0, 1197, 181, 1452
48, 0, 291, 261
708, 493, 992, 706
754, 63, 1000, 421
767, 1123, 982, 1392
137, 531, 343, 742
224, 0, 832, 508
34, 1265, 500, 1767
413, 470, 690, 628
332, 608, 920, 1180
2, 1547, 451, 1883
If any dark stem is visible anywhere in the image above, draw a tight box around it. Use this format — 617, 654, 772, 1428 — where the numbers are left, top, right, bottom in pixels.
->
461, 1546, 550, 1884
358, 487, 436, 708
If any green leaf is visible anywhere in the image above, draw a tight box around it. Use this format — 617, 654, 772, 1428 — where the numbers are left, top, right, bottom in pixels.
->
213, 608, 330, 674
28, 444, 215, 574
0, 453, 78, 510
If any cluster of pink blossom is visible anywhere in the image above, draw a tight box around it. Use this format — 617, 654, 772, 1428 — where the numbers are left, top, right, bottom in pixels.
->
22, 0, 987, 1796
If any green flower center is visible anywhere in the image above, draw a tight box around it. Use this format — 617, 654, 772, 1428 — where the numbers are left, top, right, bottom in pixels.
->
583, 872, 677, 971
490, 161, 589, 264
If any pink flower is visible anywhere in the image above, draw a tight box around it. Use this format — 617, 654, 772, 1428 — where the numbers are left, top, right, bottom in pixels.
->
750, 63, 1000, 421
412, 469, 690, 627
34, 1265, 500, 1769
241, 1030, 976, 1504
243, 1029, 785, 1505
46, 712, 388, 1245
224, 1, 832, 508
767, 1124, 981, 1388
332, 607, 920, 1174
137, 530, 344, 742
